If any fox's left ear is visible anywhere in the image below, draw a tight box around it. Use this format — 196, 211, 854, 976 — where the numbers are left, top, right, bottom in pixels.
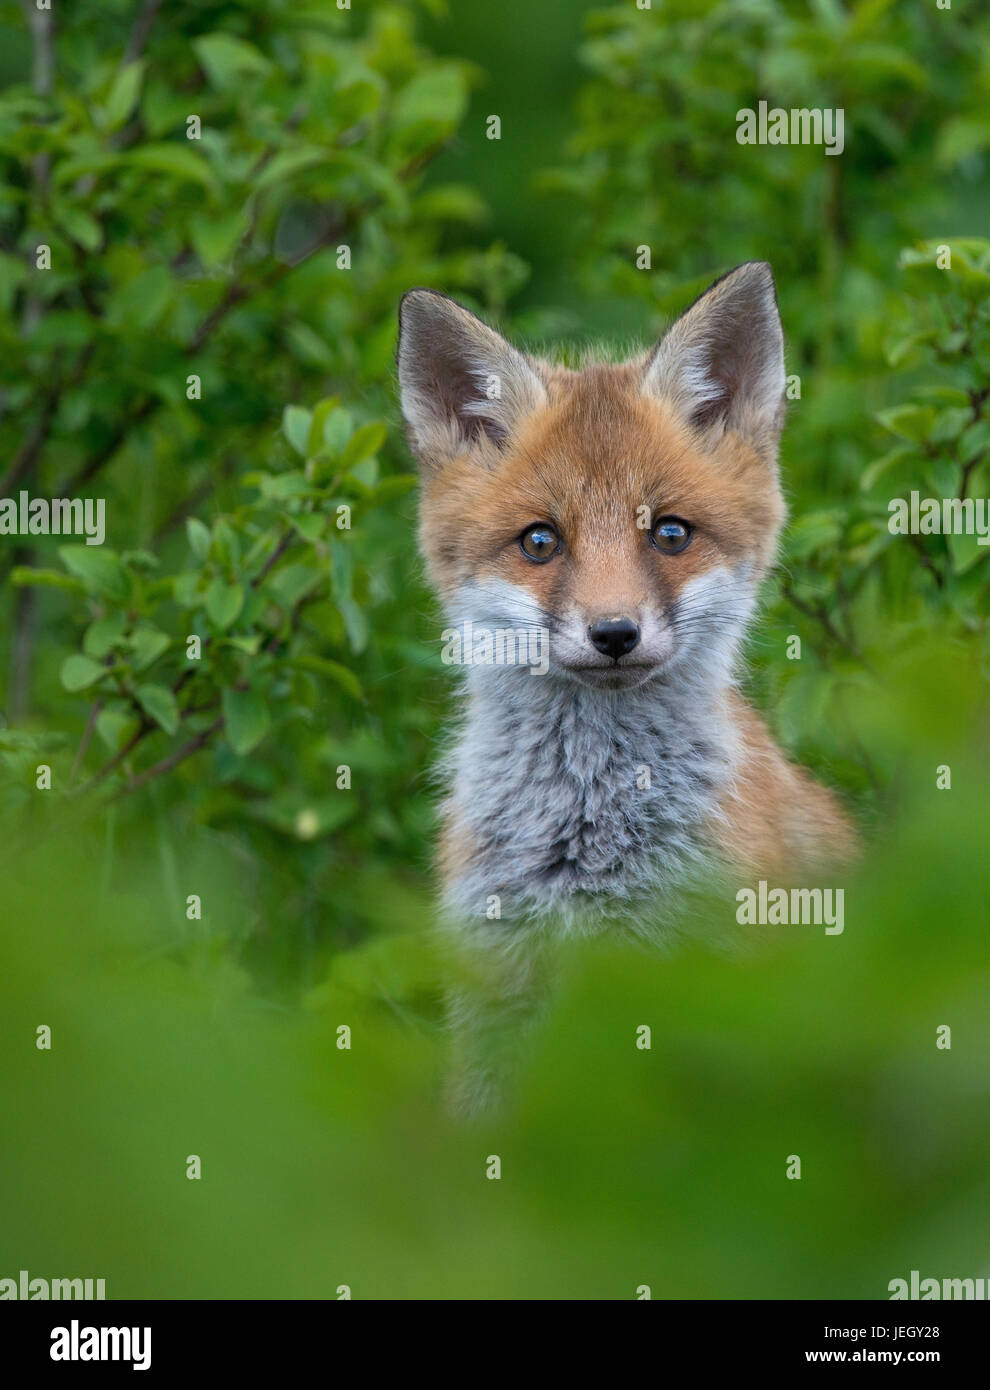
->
640, 261, 786, 462
397, 289, 547, 469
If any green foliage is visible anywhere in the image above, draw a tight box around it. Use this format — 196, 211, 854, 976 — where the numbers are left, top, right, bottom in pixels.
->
542, 0, 990, 797
3, 651, 990, 1295
0, 0, 525, 978
2, 0, 990, 1300
14, 396, 409, 783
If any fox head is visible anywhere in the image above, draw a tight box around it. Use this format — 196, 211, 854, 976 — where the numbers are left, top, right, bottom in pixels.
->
397, 262, 788, 692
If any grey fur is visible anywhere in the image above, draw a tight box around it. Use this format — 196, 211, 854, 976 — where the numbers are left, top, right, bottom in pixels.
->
442, 653, 740, 936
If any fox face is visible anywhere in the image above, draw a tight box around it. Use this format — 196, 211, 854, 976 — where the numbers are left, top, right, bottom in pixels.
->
398, 263, 788, 693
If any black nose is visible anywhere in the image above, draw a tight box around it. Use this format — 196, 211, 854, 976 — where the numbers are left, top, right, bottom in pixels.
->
588, 616, 640, 661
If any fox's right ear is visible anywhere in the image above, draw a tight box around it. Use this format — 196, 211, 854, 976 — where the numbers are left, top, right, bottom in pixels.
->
640, 261, 786, 463
397, 290, 546, 468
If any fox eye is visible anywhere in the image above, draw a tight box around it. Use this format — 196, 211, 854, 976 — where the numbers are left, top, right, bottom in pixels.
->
519, 523, 561, 562
651, 516, 693, 555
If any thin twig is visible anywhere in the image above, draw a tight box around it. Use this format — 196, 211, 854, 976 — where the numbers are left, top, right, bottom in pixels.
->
109, 716, 224, 799
123, 0, 165, 65
75, 721, 151, 795
780, 579, 873, 671
0, 394, 59, 494
904, 532, 945, 591
70, 698, 103, 782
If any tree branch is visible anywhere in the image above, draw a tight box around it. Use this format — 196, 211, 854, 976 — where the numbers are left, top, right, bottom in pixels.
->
0, 392, 59, 495
123, 0, 166, 65
780, 578, 873, 671
70, 698, 103, 782
21, 0, 54, 98
74, 720, 152, 795
109, 715, 224, 799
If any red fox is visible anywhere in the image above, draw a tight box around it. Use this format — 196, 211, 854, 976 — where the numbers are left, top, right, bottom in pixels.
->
398, 262, 855, 944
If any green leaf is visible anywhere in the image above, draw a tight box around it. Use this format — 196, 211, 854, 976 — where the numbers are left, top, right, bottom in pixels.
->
292, 512, 324, 542
342, 422, 387, 469
322, 407, 353, 454
122, 144, 212, 188
135, 683, 179, 736
95, 709, 141, 755
785, 512, 843, 560
222, 688, 271, 755
775, 671, 836, 747
286, 323, 334, 370
336, 595, 369, 655
54, 205, 102, 253
205, 580, 244, 630
861, 445, 913, 493
283, 405, 313, 456
83, 613, 127, 659
884, 333, 928, 368
929, 407, 972, 445
60, 654, 106, 693
103, 60, 145, 132
392, 66, 468, 130
9, 567, 86, 595
414, 183, 488, 224
267, 563, 321, 608
313, 931, 437, 1004
211, 519, 240, 569
289, 655, 363, 701
349, 457, 378, 489
173, 572, 201, 608
875, 404, 935, 444
936, 118, 990, 168
189, 210, 246, 267
121, 549, 159, 572
129, 624, 171, 672
925, 458, 958, 497
306, 396, 341, 454
223, 634, 262, 656
59, 546, 128, 600
254, 146, 329, 192
372, 474, 418, 504
193, 34, 272, 90
259, 471, 311, 501
186, 517, 212, 561
948, 528, 990, 577
106, 265, 172, 331
959, 420, 990, 463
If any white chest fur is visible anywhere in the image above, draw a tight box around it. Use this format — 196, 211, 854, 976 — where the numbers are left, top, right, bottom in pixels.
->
442, 668, 738, 932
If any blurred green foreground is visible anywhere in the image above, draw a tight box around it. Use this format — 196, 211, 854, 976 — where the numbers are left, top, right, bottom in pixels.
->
2, 642, 988, 1300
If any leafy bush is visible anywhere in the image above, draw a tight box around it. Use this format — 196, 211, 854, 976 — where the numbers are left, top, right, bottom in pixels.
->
0, 0, 527, 980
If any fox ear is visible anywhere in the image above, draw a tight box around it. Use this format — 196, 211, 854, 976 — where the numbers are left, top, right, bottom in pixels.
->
640, 261, 786, 461
397, 289, 546, 467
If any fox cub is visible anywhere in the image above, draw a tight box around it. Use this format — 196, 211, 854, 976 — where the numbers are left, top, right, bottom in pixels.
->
398, 263, 855, 939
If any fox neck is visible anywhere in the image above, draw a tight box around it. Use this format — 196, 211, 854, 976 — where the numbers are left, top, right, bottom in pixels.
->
443, 661, 740, 930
